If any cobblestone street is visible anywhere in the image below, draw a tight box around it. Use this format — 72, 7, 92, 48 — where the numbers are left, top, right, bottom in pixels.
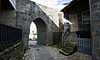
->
23, 41, 67, 60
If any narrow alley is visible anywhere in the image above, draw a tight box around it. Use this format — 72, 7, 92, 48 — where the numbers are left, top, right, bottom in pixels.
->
23, 41, 66, 60
0, 0, 100, 60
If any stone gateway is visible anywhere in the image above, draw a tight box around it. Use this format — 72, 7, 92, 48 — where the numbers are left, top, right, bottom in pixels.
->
0, 0, 59, 49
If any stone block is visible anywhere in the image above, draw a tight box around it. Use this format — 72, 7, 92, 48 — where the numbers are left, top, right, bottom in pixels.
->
93, 36, 99, 47
91, 22, 100, 27
91, 0, 100, 60
0, 41, 24, 60
93, 48, 100, 60
92, 27, 100, 36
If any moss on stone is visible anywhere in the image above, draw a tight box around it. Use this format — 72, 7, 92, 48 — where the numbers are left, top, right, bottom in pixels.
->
0, 41, 24, 60
24, 49, 27, 54
62, 42, 77, 55
0, 52, 5, 60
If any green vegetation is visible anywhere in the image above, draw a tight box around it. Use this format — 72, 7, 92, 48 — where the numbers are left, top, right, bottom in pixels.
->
54, 41, 77, 55
0, 41, 24, 60
62, 42, 77, 55
24, 49, 27, 54
0, 52, 5, 60
20, 41, 24, 46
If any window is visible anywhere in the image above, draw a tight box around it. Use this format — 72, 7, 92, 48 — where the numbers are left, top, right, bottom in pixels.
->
82, 11, 90, 24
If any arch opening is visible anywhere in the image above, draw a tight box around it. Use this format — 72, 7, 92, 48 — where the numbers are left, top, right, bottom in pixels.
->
29, 18, 47, 45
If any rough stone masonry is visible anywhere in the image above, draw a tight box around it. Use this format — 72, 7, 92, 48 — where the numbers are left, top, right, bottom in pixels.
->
90, 0, 100, 60
0, 0, 60, 49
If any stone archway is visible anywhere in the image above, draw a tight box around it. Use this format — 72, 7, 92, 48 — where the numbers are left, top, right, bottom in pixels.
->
33, 18, 47, 45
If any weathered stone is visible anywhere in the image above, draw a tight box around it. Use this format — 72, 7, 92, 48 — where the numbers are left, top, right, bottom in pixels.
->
93, 36, 99, 47
91, 21, 100, 27
90, 0, 100, 60
0, 0, 60, 49
0, 10, 16, 27
69, 14, 78, 32
0, 41, 24, 60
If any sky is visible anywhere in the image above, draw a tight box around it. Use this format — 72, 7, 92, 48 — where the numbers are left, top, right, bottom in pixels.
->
31, 0, 72, 10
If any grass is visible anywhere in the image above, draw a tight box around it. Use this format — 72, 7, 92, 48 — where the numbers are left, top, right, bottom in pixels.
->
24, 49, 27, 54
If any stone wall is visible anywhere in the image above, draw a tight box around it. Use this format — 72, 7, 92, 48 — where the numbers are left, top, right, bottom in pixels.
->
0, 0, 16, 27
0, 0, 60, 48
16, 0, 31, 49
90, 0, 100, 60
64, 14, 78, 44
12, 0, 59, 48
29, 2, 60, 46
36, 4, 61, 45
58, 12, 64, 32
69, 14, 78, 32
0, 41, 24, 60
37, 4, 59, 32
0, 10, 16, 27
0, 0, 61, 59
0, 1, 24, 60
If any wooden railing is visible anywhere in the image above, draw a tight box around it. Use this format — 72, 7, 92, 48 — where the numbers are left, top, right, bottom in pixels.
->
76, 31, 92, 55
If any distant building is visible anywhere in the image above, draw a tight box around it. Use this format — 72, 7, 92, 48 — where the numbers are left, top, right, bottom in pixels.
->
29, 34, 34, 40
62, 0, 91, 55
32, 31, 37, 40
29, 31, 37, 41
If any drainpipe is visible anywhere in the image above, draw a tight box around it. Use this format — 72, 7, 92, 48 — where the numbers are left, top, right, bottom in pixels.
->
89, 0, 93, 59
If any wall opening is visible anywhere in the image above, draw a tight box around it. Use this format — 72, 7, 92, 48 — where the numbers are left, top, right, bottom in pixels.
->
29, 18, 47, 45
34, 18, 47, 45
29, 22, 37, 44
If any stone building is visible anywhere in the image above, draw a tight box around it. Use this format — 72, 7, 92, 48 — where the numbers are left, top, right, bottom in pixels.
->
90, 0, 100, 60
62, 0, 100, 60
0, 0, 24, 60
0, 0, 62, 59
0, 0, 60, 48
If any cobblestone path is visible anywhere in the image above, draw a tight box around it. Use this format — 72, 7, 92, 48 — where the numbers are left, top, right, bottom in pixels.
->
23, 41, 67, 60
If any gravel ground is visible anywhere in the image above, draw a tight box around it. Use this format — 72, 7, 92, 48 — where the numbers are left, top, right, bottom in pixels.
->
22, 41, 91, 60
22, 41, 67, 60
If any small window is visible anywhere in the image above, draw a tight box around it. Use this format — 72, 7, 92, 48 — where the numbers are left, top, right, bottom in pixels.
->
82, 11, 90, 24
